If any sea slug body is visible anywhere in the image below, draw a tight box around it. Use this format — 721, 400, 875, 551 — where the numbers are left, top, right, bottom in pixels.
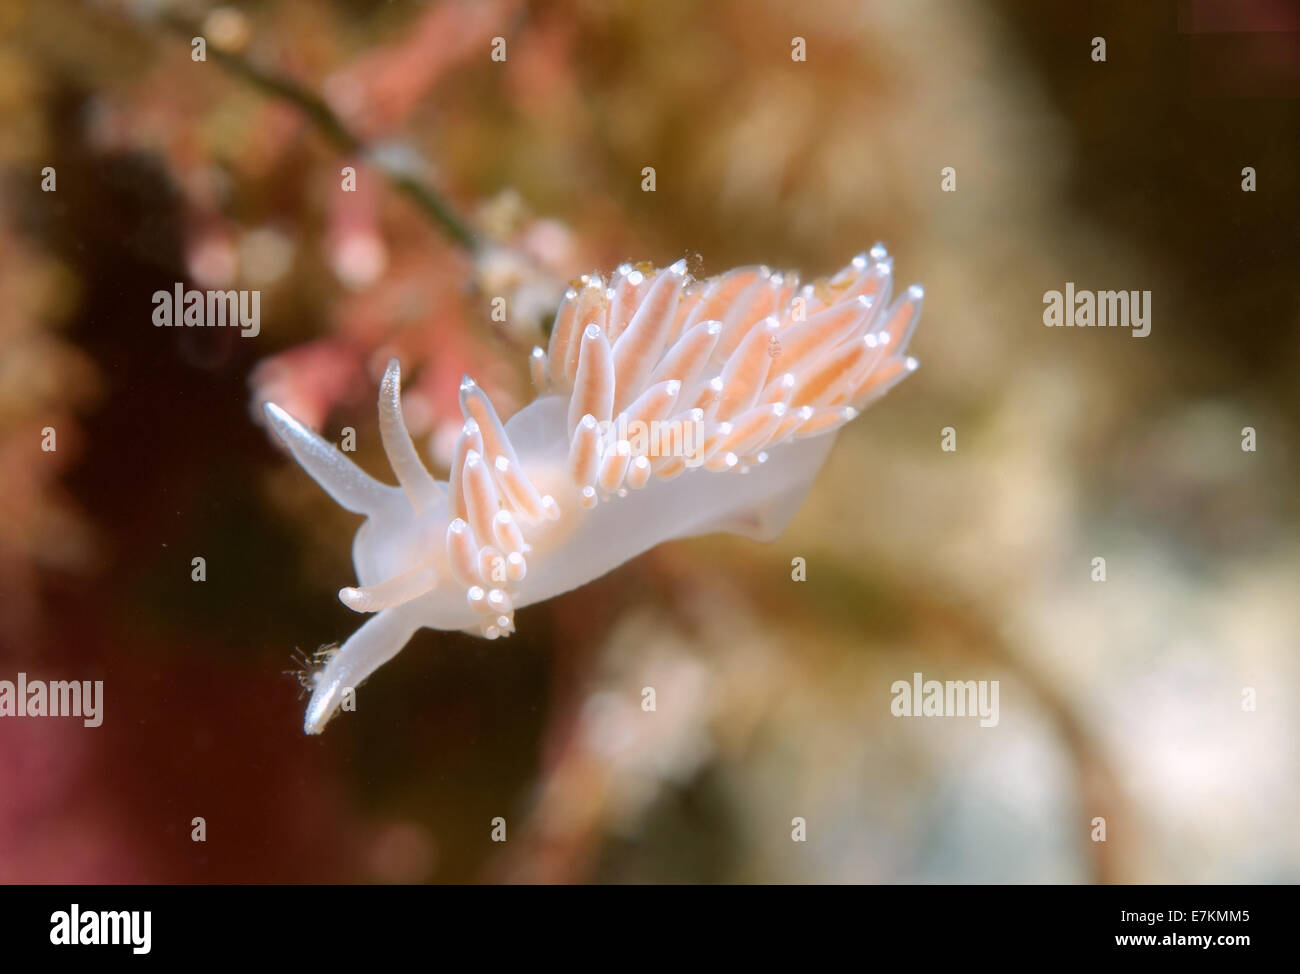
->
264, 247, 923, 733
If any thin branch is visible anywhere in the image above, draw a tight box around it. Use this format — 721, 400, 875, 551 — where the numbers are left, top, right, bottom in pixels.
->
158, 16, 482, 255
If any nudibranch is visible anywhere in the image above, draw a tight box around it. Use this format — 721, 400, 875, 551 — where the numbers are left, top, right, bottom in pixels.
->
264, 246, 923, 733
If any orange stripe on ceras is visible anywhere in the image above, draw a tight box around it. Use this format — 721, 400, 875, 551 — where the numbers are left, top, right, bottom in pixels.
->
568, 324, 615, 434
612, 261, 686, 412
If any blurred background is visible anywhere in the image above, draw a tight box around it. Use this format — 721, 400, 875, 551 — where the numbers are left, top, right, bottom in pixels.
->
0, 0, 1297, 883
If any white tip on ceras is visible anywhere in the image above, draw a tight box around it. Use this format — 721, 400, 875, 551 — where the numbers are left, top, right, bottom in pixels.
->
568, 324, 615, 434
448, 419, 482, 522
446, 518, 479, 587
492, 454, 547, 524
548, 275, 605, 387
459, 376, 516, 470
269, 248, 923, 732
650, 318, 721, 391
568, 414, 600, 489
460, 450, 500, 551
598, 439, 633, 493
611, 259, 687, 412
529, 346, 549, 393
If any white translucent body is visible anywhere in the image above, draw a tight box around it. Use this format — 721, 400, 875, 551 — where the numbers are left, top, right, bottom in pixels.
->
264, 249, 923, 733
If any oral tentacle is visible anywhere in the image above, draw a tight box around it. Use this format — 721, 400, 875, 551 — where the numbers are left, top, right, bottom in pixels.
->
338, 559, 438, 613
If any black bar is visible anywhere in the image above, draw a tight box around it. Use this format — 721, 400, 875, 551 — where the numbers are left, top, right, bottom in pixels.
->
0, 884, 1280, 960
